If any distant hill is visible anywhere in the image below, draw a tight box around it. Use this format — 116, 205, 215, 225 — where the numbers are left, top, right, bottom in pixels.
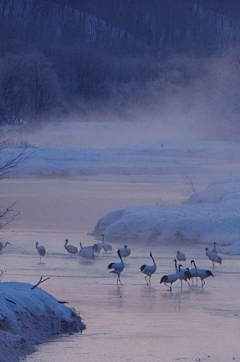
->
1, 0, 240, 126
1, 0, 240, 55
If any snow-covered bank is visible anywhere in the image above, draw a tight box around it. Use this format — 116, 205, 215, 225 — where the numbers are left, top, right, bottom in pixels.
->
3, 138, 240, 182
0, 282, 86, 362
93, 179, 240, 253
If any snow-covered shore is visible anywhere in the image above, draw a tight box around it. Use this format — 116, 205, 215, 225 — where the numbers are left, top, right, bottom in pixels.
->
0, 282, 86, 362
93, 179, 240, 254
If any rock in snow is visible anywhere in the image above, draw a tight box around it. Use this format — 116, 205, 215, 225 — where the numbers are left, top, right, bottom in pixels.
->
0, 282, 86, 362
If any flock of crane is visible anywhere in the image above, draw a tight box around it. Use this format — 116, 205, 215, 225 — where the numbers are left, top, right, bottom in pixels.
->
0, 237, 222, 291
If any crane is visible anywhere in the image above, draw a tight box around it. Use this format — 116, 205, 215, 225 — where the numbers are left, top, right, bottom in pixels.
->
36, 242, 46, 262
140, 252, 157, 285
211, 242, 218, 254
178, 264, 191, 288
190, 260, 214, 287
0, 242, 11, 253
119, 245, 131, 258
108, 249, 124, 285
176, 250, 186, 262
64, 239, 78, 255
205, 248, 222, 267
79, 242, 97, 261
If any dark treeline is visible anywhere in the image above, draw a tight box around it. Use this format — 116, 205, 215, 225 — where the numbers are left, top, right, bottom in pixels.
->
1, 0, 240, 125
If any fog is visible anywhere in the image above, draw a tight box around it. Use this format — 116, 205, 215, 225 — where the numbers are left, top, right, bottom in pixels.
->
6, 47, 240, 147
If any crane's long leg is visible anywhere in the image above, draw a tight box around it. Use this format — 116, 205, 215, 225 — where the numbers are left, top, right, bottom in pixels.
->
149, 276, 151, 285
164, 283, 172, 291
185, 280, 191, 288
145, 276, 149, 285
119, 276, 123, 285
201, 280, 205, 288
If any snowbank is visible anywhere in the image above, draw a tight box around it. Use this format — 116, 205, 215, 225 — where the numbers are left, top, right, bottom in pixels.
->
0, 282, 86, 362
93, 179, 240, 251
3, 139, 240, 180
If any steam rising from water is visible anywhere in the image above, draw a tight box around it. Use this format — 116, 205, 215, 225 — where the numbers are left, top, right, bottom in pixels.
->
12, 47, 240, 147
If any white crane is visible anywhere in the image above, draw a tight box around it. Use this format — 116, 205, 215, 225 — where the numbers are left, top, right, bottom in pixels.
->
211, 242, 218, 254
36, 242, 46, 262
64, 239, 78, 255
0, 241, 11, 253
140, 252, 157, 285
176, 250, 186, 262
107, 249, 124, 285
101, 234, 112, 252
119, 245, 131, 258
190, 260, 214, 287
205, 248, 222, 267
78, 242, 97, 261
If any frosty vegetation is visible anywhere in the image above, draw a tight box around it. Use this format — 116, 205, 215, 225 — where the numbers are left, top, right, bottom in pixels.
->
0, 282, 86, 362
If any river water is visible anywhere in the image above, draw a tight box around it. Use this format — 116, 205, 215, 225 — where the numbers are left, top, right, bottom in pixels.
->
0, 178, 240, 361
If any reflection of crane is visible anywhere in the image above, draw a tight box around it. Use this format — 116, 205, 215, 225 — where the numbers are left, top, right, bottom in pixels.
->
79, 242, 96, 261
108, 249, 124, 285
211, 242, 218, 254
190, 260, 214, 287
64, 239, 78, 255
0, 242, 11, 253
119, 245, 131, 258
36, 242, 46, 262
140, 252, 157, 285
101, 234, 112, 252
205, 248, 222, 267
176, 250, 186, 261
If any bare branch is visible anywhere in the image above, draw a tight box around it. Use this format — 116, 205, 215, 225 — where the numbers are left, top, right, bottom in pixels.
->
0, 202, 20, 230
31, 276, 50, 290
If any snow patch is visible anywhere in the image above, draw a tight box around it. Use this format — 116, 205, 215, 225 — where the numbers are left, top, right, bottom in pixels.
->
0, 282, 85, 362
93, 179, 240, 250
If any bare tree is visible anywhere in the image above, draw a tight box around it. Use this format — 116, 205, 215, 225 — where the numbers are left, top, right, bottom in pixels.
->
0, 129, 29, 228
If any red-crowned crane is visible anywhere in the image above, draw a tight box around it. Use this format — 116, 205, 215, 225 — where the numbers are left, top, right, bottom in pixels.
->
0, 242, 11, 253
176, 250, 186, 262
119, 245, 131, 258
108, 249, 124, 285
190, 260, 214, 287
64, 239, 78, 255
36, 242, 46, 262
140, 252, 157, 285
205, 248, 222, 268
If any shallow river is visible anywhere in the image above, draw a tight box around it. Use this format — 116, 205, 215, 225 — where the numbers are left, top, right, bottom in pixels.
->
0, 179, 240, 362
